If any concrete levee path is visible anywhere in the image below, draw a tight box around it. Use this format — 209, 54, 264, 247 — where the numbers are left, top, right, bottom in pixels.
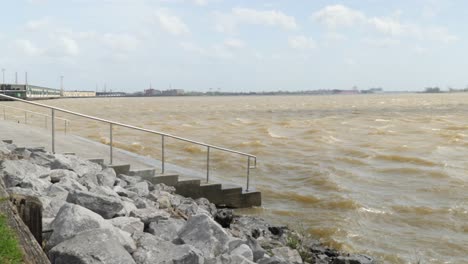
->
0, 119, 262, 207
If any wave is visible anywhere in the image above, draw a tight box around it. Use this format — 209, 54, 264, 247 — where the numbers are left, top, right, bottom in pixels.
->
374, 154, 437, 166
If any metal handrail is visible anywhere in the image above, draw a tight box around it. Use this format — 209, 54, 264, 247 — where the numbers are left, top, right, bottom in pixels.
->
1, 103, 70, 133
0, 93, 257, 191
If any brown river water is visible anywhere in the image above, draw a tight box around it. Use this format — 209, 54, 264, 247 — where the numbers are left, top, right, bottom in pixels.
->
4, 94, 468, 263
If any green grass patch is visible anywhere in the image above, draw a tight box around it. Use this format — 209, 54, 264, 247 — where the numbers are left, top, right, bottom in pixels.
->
0, 214, 23, 264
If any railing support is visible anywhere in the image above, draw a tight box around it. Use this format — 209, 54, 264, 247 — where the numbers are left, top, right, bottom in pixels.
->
64, 120, 67, 134
51, 109, 55, 154
206, 146, 210, 183
161, 135, 165, 174
3, 107, 5, 120
246, 157, 251, 192
24, 112, 27, 124
109, 123, 113, 165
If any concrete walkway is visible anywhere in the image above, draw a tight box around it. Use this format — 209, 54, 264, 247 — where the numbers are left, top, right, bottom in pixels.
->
0, 119, 261, 207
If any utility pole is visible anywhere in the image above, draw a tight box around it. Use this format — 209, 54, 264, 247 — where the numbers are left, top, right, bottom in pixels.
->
15, 72, 18, 84
60, 75, 64, 95
1, 69, 5, 84
25, 72, 28, 85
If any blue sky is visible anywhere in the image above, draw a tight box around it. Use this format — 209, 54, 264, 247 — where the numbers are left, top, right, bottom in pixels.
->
0, 0, 466, 92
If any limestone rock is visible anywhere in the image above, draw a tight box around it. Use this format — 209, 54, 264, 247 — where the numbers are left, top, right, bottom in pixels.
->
257, 256, 288, 264
231, 244, 254, 261
271, 247, 302, 264
66, 189, 124, 219
29, 151, 56, 167
49, 228, 136, 264
129, 208, 170, 224
55, 176, 88, 192
110, 217, 144, 234
126, 181, 149, 197
147, 217, 185, 241
97, 168, 117, 187
47, 203, 114, 249
330, 254, 375, 264
47, 169, 78, 183
197, 197, 217, 216
178, 213, 231, 258
51, 154, 102, 176
1, 159, 50, 188
215, 209, 233, 228
132, 233, 203, 264
245, 236, 266, 262
118, 174, 142, 185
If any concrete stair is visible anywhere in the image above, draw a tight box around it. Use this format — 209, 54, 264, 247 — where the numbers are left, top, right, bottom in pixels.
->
1, 139, 261, 208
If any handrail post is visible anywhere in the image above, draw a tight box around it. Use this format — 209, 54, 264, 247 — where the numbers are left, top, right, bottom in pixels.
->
161, 135, 165, 174
51, 109, 55, 153
206, 146, 210, 183
246, 157, 251, 192
64, 120, 67, 134
24, 112, 27, 124
3, 106, 5, 120
109, 123, 113, 165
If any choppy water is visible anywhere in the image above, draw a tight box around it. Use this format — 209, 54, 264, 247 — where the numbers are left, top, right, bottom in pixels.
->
5, 94, 468, 263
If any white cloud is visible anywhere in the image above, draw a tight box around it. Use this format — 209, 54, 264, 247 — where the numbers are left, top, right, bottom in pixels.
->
224, 38, 245, 49
312, 5, 365, 28
193, 0, 208, 6
288, 35, 316, 50
47, 36, 79, 57
25, 17, 52, 31
155, 9, 190, 36
15, 39, 42, 56
102, 33, 139, 52
362, 37, 401, 47
313, 4, 458, 43
215, 8, 297, 33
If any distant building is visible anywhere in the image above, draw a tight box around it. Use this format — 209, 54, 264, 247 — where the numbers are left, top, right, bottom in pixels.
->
144, 88, 161, 96
63, 90, 96, 97
161, 89, 184, 96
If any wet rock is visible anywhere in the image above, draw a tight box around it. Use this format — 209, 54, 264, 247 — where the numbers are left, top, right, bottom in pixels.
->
110, 217, 144, 234
178, 213, 231, 258
271, 247, 303, 263
46, 169, 77, 183
49, 228, 136, 264
97, 168, 117, 187
330, 254, 375, 264
215, 209, 233, 228
146, 217, 185, 241
132, 233, 203, 264
129, 208, 170, 224
66, 189, 124, 219
268, 226, 286, 237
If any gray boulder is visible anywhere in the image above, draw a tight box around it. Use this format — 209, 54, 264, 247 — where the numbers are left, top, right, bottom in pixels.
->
51, 154, 102, 176
257, 256, 288, 264
29, 151, 56, 167
231, 244, 254, 262
97, 168, 117, 187
77, 172, 99, 189
110, 217, 144, 234
245, 236, 266, 262
178, 213, 231, 258
7, 187, 40, 197
126, 181, 149, 197
49, 228, 136, 264
147, 217, 185, 241
47, 203, 115, 249
47, 169, 78, 183
132, 233, 203, 264
66, 190, 124, 219
1, 159, 50, 188
129, 208, 170, 224
118, 174, 142, 185
330, 254, 375, 264
271, 247, 303, 263
55, 177, 88, 192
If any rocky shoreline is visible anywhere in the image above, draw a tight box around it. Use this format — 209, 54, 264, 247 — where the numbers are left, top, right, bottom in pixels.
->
0, 140, 374, 264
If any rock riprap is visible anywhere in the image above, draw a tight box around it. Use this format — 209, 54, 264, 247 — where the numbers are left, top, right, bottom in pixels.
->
0, 140, 375, 264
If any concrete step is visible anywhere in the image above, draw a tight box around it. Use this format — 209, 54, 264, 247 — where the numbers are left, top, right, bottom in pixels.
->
87, 158, 105, 166
63, 152, 76, 155
240, 191, 262, 207
129, 168, 156, 178
108, 164, 131, 175
142, 174, 179, 186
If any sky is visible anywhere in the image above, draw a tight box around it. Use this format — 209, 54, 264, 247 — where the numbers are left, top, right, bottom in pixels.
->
0, 0, 466, 92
